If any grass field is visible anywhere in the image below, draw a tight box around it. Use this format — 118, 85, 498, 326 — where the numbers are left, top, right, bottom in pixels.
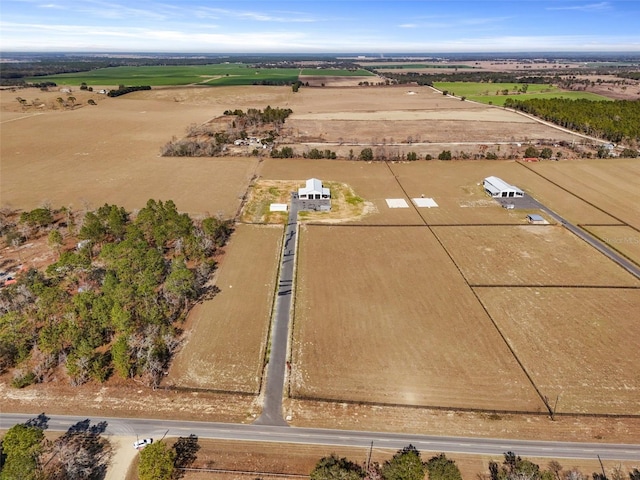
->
433, 225, 640, 287
26, 65, 372, 87
584, 226, 640, 266
299, 68, 373, 76
27, 64, 301, 86
433, 82, 611, 105
291, 224, 544, 412
476, 287, 640, 415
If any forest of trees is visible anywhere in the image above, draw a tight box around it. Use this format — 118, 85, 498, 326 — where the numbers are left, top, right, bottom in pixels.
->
503, 98, 640, 144
310, 447, 640, 480
0, 416, 111, 480
0, 200, 233, 389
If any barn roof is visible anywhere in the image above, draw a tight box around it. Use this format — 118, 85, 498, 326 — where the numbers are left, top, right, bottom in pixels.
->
484, 176, 524, 194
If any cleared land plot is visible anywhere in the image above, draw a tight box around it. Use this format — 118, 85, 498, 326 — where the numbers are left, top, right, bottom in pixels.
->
1, 88, 258, 214
257, 158, 423, 225
281, 87, 582, 145
526, 159, 640, 230
292, 225, 545, 412
476, 287, 640, 415
166, 224, 282, 392
584, 226, 640, 266
433, 225, 640, 287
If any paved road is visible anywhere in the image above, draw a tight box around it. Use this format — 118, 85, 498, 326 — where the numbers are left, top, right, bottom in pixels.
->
254, 194, 299, 426
2, 413, 639, 461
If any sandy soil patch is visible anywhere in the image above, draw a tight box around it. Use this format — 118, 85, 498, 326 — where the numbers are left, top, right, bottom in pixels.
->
433, 225, 640, 287
292, 109, 532, 122
106, 436, 139, 480
475, 287, 640, 415
166, 224, 282, 392
292, 225, 544, 412
299, 75, 382, 87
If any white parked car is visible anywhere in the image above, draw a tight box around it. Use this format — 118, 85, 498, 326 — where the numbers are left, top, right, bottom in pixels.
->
133, 438, 153, 449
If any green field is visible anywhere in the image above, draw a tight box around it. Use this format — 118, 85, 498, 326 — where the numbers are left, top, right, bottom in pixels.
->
28, 64, 301, 86
300, 68, 374, 76
366, 64, 474, 69
433, 81, 611, 105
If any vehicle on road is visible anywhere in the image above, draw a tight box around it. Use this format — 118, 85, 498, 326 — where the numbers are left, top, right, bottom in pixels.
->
133, 438, 153, 450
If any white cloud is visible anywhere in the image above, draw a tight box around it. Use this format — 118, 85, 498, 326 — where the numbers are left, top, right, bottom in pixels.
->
546, 2, 611, 12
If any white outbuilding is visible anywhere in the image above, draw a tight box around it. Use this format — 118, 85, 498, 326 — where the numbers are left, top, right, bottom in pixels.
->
298, 178, 331, 200
483, 176, 524, 198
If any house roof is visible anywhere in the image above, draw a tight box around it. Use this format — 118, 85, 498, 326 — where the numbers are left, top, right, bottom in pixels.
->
299, 178, 330, 196
527, 214, 545, 221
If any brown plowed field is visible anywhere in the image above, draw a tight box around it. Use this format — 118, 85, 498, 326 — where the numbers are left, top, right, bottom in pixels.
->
475, 287, 640, 415
166, 224, 282, 392
527, 159, 640, 230
291, 224, 545, 412
584, 226, 640, 266
1, 87, 258, 214
433, 225, 640, 287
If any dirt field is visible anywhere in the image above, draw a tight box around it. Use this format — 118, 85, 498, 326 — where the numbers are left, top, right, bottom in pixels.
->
475, 287, 640, 415
0, 87, 259, 215
278, 85, 583, 149
584, 226, 640, 266
166, 224, 282, 393
433, 225, 640, 287
526, 159, 640, 230
291, 224, 544, 412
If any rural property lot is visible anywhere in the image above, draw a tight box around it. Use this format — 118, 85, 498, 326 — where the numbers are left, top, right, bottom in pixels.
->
257, 158, 424, 225
0, 88, 258, 214
433, 225, 640, 287
166, 224, 282, 393
292, 224, 545, 412
475, 287, 640, 415
525, 159, 640, 230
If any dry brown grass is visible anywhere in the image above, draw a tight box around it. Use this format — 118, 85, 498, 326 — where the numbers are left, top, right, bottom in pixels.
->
475, 287, 640, 415
433, 225, 640, 286
166, 224, 282, 392
291, 225, 544, 412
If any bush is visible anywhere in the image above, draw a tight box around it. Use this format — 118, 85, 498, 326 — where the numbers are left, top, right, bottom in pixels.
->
359, 148, 374, 161
11, 370, 36, 388
438, 150, 452, 160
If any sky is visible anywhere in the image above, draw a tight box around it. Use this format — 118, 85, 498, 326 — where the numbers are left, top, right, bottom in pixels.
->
1, 0, 639, 53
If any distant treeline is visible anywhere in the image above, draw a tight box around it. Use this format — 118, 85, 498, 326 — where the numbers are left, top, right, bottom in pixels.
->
504, 97, 640, 144
377, 71, 555, 85
107, 85, 151, 97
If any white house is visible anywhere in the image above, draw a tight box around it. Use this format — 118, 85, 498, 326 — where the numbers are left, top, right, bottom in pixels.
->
298, 178, 330, 200
483, 176, 524, 198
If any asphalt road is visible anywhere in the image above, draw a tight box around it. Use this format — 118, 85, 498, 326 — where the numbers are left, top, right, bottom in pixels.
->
1, 413, 639, 461
254, 194, 299, 426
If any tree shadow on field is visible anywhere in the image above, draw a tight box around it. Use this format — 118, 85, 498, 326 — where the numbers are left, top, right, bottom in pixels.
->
173, 434, 201, 478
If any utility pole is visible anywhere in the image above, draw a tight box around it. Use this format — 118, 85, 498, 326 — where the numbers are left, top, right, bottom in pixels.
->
366, 441, 373, 472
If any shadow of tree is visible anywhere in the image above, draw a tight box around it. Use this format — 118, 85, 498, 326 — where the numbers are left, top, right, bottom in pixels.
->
25, 412, 49, 430
173, 434, 200, 479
